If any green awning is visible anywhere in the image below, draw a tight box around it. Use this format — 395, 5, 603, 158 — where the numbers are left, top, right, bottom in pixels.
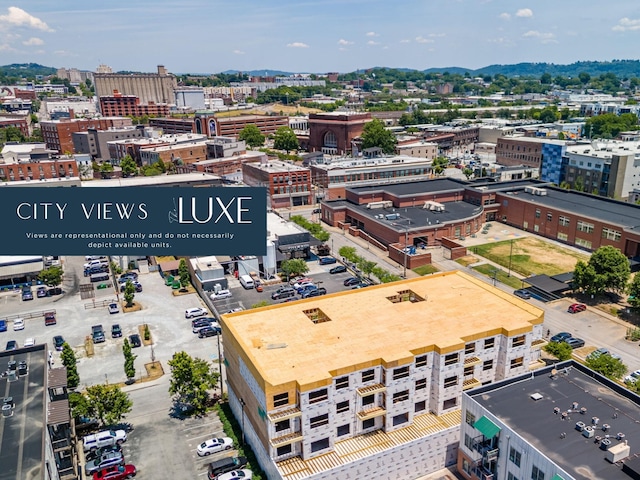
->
551, 475, 565, 480
474, 415, 501, 438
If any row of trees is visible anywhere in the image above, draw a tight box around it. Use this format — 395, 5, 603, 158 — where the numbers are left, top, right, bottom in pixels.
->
289, 215, 330, 242
339, 246, 401, 283
572, 246, 639, 302
238, 124, 300, 152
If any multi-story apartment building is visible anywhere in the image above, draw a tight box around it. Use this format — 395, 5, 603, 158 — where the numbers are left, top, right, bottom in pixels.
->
106, 133, 208, 165
0, 143, 79, 181
72, 126, 146, 160
242, 159, 312, 208
194, 112, 289, 138
94, 65, 177, 105
40, 117, 133, 154
99, 91, 170, 117
138, 139, 208, 166
149, 117, 194, 135
495, 136, 554, 168
42, 98, 98, 119
458, 361, 640, 480
395, 138, 439, 159
220, 272, 545, 480
0, 114, 30, 137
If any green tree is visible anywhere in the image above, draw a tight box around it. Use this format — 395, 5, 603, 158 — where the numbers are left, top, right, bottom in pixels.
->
168, 352, 219, 415
578, 72, 591, 85
61, 343, 79, 389
123, 280, 135, 307
69, 391, 90, 419
85, 384, 133, 426
357, 259, 377, 279
273, 126, 299, 152
280, 259, 309, 280
238, 124, 265, 148
123, 338, 137, 380
361, 119, 397, 154
573, 246, 631, 297
251, 300, 270, 309
462, 167, 474, 180
178, 258, 190, 290
99, 162, 114, 179
339, 246, 357, 262
585, 355, 627, 380
120, 155, 138, 177
539, 107, 559, 123
38, 265, 63, 287
543, 341, 573, 361
628, 274, 640, 309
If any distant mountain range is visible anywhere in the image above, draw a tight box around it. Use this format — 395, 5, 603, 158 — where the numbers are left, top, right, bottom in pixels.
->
2, 60, 640, 80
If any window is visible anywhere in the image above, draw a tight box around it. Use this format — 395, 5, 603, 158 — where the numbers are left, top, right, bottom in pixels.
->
462, 458, 472, 475
534, 224, 539, 233
483, 360, 493, 371
335, 376, 349, 390
392, 412, 409, 426
575, 238, 592, 249
362, 418, 375, 430
535, 209, 540, 218
415, 378, 427, 390
276, 444, 292, 456
508, 474, 520, 480
602, 228, 621, 242
444, 353, 459, 366
415, 400, 426, 412
465, 342, 475, 354
464, 411, 476, 427
512, 335, 526, 347
559, 215, 570, 226
310, 437, 330, 453
336, 400, 349, 413
274, 392, 289, 407
531, 465, 545, 480
309, 389, 328, 404
509, 447, 522, 467
444, 376, 458, 388
310, 413, 329, 428
337, 424, 350, 437
546, 213, 552, 222
393, 366, 410, 380
577, 220, 594, 233
275, 419, 290, 432
362, 394, 375, 406
464, 366, 474, 376
511, 357, 524, 368
443, 398, 457, 409
484, 337, 495, 349
464, 433, 474, 449
415, 355, 428, 367
557, 232, 568, 241
362, 369, 375, 382
393, 390, 410, 404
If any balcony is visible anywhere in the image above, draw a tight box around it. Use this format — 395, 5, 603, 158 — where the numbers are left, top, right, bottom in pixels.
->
270, 431, 304, 448
356, 383, 386, 396
268, 407, 302, 422
464, 356, 482, 367
531, 338, 547, 349
529, 359, 546, 370
462, 378, 482, 391
357, 406, 386, 421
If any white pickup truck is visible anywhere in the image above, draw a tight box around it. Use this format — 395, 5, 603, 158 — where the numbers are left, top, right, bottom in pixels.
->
82, 429, 127, 452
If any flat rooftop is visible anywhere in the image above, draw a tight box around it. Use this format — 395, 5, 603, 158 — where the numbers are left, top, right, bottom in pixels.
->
347, 178, 465, 196
0, 346, 46, 480
246, 160, 309, 174
222, 271, 543, 389
313, 156, 432, 172
470, 363, 640, 480
82, 172, 221, 187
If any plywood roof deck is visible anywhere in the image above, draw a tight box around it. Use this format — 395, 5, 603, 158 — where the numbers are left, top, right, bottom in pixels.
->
222, 271, 543, 389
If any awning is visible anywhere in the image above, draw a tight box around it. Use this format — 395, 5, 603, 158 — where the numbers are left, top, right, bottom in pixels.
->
278, 242, 309, 252
551, 475, 565, 480
474, 415, 501, 439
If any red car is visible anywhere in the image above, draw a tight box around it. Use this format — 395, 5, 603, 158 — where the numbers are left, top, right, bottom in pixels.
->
568, 303, 587, 313
93, 464, 136, 480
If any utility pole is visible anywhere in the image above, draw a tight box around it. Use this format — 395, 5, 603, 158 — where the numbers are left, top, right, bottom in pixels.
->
507, 239, 513, 277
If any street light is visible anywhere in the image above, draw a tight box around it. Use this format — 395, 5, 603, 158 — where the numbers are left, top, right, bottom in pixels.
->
239, 398, 246, 446
507, 239, 513, 277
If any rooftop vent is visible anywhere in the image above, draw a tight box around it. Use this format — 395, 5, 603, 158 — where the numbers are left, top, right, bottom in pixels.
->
530, 392, 543, 401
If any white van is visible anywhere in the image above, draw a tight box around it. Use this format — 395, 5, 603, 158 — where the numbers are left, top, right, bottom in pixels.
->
239, 274, 254, 289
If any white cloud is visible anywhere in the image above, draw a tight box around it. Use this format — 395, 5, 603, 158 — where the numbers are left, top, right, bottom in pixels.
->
338, 39, 353, 46
428, 33, 445, 38
613, 17, 640, 32
365, 31, 378, 37
0, 43, 14, 52
0, 7, 53, 32
286, 42, 309, 48
400, 39, 411, 43
499, 12, 511, 20
415, 36, 434, 44
522, 30, 556, 43
233, 49, 245, 55
516, 8, 533, 18
367, 40, 380, 45
22, 37, 43, 46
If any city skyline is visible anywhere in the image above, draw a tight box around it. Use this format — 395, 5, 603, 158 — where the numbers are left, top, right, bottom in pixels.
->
1, 1, 640, 74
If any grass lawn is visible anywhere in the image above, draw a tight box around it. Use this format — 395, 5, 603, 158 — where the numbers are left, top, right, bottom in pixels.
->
455, 255, 479, 267
472, 237, 588, 276
413, 264, 439, 275
472, 264, 524, 289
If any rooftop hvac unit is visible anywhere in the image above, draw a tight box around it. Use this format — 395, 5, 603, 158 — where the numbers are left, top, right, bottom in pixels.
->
2, 404, 12, 417
600, 438, 612, 450
582, 426, 595, 438
606, 442, 630, 463
575, 421, 586, 432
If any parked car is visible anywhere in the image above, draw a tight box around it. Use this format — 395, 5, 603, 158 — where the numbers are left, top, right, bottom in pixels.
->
22, 289, 33, 301
37, 286, 48, 298
24, 337, 35, 347
211, 289, 232, 300
513, 289, 532, 300
565, 337, 585, 349
48, 287, 62, 296
290, 276, 311, 286
108, 303, 119, 315
92, 464, 136, 480
185, 307, 208, 319
0, 319, 6, 332
318, 256, 337, 265
197, 437, 234, 456
45, 311, 56, 326
207, 455, 248, 480
312, 208, 321, 214
85, 444, 122, 462
198, 326, 220, 338
568, 303, 587, 314
83, 430, 127, 452
85, 451, 125, 475
192, 319, 213, 333
217, 470, 253, 480
297, 284, 318, 295
120, 272, 138, 282
120, 281, 142, 293
302, 287, 327, 298
343, 277, 360, 287
86, 255, 107, 261
53, 335, 65, 351
624, 369, 640, 384
271, 287, 296, 300
550, 332, 572, 343
329, 265, 347, 274
13, 319, 25, 331
129, 334, 141, 348
92, 325, 105, 344
5, 340, 17, 351
111, 324, 122, 338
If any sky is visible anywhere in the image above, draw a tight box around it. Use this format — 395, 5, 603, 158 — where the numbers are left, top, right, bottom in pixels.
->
1, 1, 640, 74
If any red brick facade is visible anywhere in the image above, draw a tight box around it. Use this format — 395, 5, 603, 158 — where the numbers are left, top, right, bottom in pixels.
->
242, 161, 312, 208
0, 159, 79, 181
307, 112, 371, 155
495, 137, 545, 168
41, 117, 133, 154
99, 91, 170, 117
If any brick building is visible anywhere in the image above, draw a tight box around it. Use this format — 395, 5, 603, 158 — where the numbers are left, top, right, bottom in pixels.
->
94, 65, 177, 105
40, 117, 133, 154
192, 150, 267, 176
0, 142, 79, 182
242, 159, 312, 208
72, 126, 146, 161
495, 136, 548, 168
99, 91, 170, 117
149, 117, 195, 135
0, 114, 30, 137
307, 112, 372, 155
194, 112, 289, 138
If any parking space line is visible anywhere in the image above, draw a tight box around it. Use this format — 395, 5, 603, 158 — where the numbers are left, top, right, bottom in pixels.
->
180, 419, 222, 432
